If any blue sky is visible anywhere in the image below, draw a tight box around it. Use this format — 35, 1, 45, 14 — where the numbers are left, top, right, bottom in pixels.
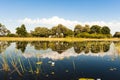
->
0, 0, 120, 34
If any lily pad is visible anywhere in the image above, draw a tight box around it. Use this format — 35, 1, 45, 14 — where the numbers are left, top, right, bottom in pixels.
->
79, 78, 95, 80
65, 70, 69, 72
51, 62, 55, 66
51, 72, 54, 74
36, 61, 42, 65
109, 68, 117, 71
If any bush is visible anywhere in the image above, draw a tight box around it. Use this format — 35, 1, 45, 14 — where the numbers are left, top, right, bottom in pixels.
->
7, 33, 17, 37
76, 32, 112, 38
113, 32, 120, 38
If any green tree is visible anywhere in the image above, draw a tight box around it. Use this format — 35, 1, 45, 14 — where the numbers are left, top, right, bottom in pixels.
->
74, 24, 83, 36
82, 24, 90, 33
66, 29, 74, 37
31, 27, 50, 37
0, 23, 10, 36
101, 26, 110, 34
16, 24, 27, 37
113, 32, 120, 38
51, 24, 73, 37
90, 25, 101, 34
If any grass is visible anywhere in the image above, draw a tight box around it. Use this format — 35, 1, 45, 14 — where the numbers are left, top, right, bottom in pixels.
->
0, 52, 43, 76
0, 37, 120, 42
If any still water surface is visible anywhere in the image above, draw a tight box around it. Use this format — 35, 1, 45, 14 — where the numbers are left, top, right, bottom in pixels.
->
0, 41, 120, 80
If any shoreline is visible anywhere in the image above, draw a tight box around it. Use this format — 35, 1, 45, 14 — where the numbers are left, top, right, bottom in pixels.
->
0, 37, 120, 42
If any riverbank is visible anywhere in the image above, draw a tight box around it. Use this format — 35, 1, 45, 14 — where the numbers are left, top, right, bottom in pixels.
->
0, 37, 120, 42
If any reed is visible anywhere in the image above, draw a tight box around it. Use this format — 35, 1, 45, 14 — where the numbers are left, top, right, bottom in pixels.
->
1, 55, 10, 71
28, 58, 34, 74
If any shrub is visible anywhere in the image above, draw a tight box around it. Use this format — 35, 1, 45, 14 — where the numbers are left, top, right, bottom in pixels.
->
76, 33, 111, 38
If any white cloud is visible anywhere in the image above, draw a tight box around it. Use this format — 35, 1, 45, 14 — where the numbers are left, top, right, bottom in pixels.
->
18, 16, 80, 29
18, 16, 120, 34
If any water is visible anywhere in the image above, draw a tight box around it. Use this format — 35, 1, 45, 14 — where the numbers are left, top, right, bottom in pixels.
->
0, 41, 120, 80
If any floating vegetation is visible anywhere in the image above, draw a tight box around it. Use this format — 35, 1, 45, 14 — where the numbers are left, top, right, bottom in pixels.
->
36, 61, 42, 65
109, 67, 117, 71
48, 61, 55, 66
35, 68, 40, 74
51, 71, 54, 75
65, 70, 69, 72
48, 61, 52, 63
79, 78, 95, 80
51, 62, 55, 66
46, 74, 49, 77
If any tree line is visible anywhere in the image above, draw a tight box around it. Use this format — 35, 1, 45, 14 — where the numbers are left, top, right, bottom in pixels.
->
0, 23, 120, 38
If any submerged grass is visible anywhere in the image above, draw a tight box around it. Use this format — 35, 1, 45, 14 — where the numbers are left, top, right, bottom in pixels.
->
28, 58, 34, 74
0, 52, 44, 76
1, 54, 10, 71
18, 56, 24, 73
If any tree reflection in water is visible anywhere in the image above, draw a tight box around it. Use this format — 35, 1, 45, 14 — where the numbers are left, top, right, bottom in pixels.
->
0, 41, 112, 54
74, 42, 87, 54
31, 41, 49, 50
0, 41, 119, 80
74, 41, 111, 54
30, 41, 73, 54
16, 41, 28, 53
30, 41, 111, 54
0, 41, 11, 53
49, 41, 73, 54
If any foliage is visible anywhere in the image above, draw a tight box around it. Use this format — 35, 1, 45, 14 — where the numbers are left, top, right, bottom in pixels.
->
113, 32, 120, 37
51, 24, 74, 37
7, 33, 17, 37
76, 32, 112, 38
74, 24, 111, 38
82, 25, 90, 33
16, 24, 28, 37
0, 23, 10, 36
74, 24, 83, 35
0, 22, 115, 38
90, 25, 101, 34
74, 24, 90, 36
101, 26, 110, 34
31, 27, 50, 37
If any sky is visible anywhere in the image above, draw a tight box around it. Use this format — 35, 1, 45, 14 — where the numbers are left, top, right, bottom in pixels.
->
0, 0, 120, 34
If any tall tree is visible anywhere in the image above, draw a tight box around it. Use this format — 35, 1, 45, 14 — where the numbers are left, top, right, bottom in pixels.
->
113, 32, 120, 38
74, 24, 83, 35
0, 23, 10, 36
31, 27, 50, 37
101, 26, 110, 34
16, 24, 27, 37
51, 24, 73, 37
90, 25, 101, 34
82, 24, 90, 33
